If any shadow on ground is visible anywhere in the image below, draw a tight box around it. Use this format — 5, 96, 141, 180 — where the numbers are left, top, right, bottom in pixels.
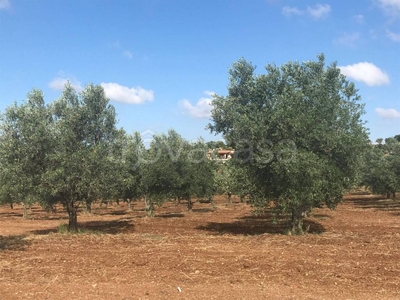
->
197, 213, 325, 235
107, 210, 130, 216
31, 219, 135, 235
0, 235, 31, 251
345, 195, 400, 213
81, 220, 135, 234
156, 213, 185, 218
192, 208, 216, 213
0, 211, 23, 218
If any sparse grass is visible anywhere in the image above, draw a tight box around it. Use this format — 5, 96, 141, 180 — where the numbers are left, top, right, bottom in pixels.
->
141, 233, 165, 241
57, 223, 101, 235
57, 223, 69, 234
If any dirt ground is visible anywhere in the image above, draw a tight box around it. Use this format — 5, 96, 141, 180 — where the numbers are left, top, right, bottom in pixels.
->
0, 194, 400, 300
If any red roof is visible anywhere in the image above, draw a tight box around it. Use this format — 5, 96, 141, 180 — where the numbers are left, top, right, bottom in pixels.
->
217, 150, 232, 154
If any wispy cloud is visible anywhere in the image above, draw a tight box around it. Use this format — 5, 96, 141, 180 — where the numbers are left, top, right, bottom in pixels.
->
112, 40, 133, 59
339, 62, 390, 86
0, 0, 10, 10
353, 14, 365, 24
375, 108, 400, 119
282, 3, 331, 19
334, 32, 360, 48
377, 0, 400, 18
49, 77, 83, 92
386, 30, 400, 41
101, 82, 154, 104
282, 6, 304, 17
180, 91, 215, 119
307, 4, 331, 19
123, 50, 133, 59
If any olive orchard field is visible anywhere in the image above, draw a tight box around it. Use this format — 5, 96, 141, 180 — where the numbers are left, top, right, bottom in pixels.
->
1, 194, 400, 300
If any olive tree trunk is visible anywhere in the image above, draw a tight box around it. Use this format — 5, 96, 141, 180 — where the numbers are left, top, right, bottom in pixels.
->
144, 195, 154, 217
227, 193, 232, 204
66, 200, 78, 232
22, 203, 31, 220
187, 197, 193, 211
126, 199, 131, 210
289, 207, 310, 235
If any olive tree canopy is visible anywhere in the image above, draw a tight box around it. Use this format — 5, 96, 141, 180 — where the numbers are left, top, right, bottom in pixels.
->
209, 54, 369, 234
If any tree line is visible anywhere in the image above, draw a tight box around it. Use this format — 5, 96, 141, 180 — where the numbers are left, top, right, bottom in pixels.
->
361, 136, 400, 200
1, 54, 398, 234
0, 84, 217, 231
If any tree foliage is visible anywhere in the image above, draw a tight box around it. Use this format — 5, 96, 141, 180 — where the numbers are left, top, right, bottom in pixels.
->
115, 131, 146, 210
0, 83, 120, 230
142, 130, 214, 216
0, 84, 217, 228
209, 54, 370, 234
0, 90, 53, 217
362, 138, 400, 199
44, 83, 119, 231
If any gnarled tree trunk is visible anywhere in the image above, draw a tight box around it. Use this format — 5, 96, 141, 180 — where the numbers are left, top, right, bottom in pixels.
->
227, 192, 232, 204
289, 207, 310, 235
66, 200, 78, 232
144, 195, 154, 217
187, 197, 193, 211
22, 203, 31, 219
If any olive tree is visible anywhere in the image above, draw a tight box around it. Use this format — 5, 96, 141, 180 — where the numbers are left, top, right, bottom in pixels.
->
141, 130, 214, 216
44, 83, 119, 231
185, 138, 215, 208
385, 138, 400, 199
140, 130, 181, 216
119, 131, 146, 210
362, 138, 400, 199
209, 54, 369, 234
213, 161, 235, 203
0, 90, 53, 217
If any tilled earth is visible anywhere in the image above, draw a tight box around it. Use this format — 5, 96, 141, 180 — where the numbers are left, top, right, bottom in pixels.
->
0, 194, 400, 300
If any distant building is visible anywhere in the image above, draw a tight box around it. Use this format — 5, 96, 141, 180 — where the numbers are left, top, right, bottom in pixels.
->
207, 149, 234, 161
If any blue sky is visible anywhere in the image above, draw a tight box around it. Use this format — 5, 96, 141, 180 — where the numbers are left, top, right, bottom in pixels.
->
0, 0, 399, 143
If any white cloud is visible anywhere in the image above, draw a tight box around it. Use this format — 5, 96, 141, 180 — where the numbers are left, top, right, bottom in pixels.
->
339, 62, 390, 86
123, 50, 133, 59
112, 40, 133, 59
49, 77, 154, 105
282, 3, 331, 19
180, 91, 215, 119
0, 0, 10, 10
49, 77, 83, 92
307, 4, 331, 19
387, 30, 400, 41
334, 32, 360, 47
378, 0, 400, 17
353, 14, 365, 24
101, 82, 154, 104
282, 6, 304, 16
375, 108, 400, 119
